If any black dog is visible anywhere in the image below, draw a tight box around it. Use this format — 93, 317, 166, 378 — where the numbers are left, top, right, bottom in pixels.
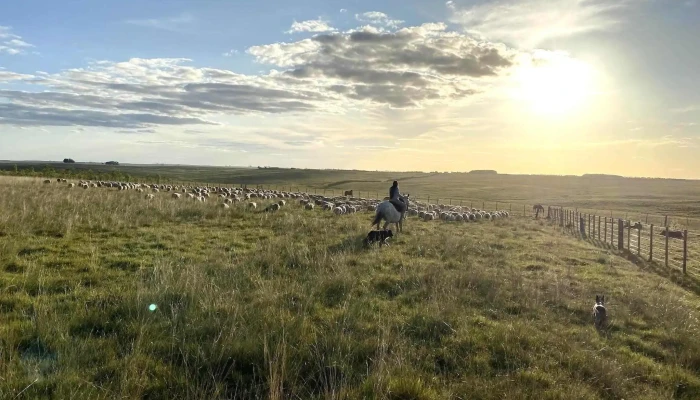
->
364, 230, 393, 247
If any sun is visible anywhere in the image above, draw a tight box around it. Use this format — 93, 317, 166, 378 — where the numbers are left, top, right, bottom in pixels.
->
511, 53, 596, 117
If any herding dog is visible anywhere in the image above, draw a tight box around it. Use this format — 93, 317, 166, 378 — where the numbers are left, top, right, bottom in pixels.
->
364, 230, 393, 247
593, 295, 608, 331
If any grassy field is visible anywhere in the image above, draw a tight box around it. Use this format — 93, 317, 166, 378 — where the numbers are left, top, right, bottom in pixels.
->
1, 176, 700, 399
3, 161, 700, 227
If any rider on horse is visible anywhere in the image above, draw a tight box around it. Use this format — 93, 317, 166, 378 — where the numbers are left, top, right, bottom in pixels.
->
389, 181, 407, 214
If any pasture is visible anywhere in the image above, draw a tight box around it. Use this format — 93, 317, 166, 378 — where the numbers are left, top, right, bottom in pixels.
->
1, 176, 700, 399
3, 162, 700, 225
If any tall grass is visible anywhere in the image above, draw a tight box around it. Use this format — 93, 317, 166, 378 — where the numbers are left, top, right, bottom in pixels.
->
1, 177, 699, 399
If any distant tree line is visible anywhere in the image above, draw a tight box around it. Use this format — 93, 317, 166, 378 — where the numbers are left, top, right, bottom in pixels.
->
0, 164, 164, 183
63, 158, 75, 163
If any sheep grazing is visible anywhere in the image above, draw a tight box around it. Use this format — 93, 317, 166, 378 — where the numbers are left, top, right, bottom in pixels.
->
145, 194, 155, 200
304, 203, 315, 210
220, 203, 230, 209
172, 193, 182, 199
278, 200, 286, 207
660, 229, 684, 239
68, 183, 76, 188
248, 202, 257, 209
43, 179, 51, 184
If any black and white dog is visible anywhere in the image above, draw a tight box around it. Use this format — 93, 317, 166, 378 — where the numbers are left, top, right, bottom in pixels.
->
593, 295, 608, 331
364, 230, 393, 247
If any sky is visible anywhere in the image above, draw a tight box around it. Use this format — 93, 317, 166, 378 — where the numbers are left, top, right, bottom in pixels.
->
1, 0, 699, 178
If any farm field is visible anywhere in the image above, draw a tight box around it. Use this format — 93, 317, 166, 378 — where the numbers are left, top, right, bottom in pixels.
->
3, 161, 700, 226
1, 176, 699, 399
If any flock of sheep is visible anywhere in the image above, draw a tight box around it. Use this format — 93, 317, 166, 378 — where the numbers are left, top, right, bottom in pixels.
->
46, 179, 510, 223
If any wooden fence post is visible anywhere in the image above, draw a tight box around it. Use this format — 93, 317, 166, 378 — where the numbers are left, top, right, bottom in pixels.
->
627, 222, 631, 250
664, 215, 668, 226
604, 217, 607, 242
649, 225, 654, 261
637, 227, 641, 256
665, 227, 669, 267
618, 219, 624, 250
598, 216, 601, 240
683, 230, 688, 274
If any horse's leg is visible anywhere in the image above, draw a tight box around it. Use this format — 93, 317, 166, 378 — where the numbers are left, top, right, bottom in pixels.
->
383, 220, 390, 231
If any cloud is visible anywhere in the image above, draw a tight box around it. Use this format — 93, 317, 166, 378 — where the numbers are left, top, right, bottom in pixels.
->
671, 104, 700, 114
355, 11, 404, 28
0, 26, 35, 55
124, 13, 194, 32
0, 69, 34, 82
0, 20, 526, 130
222, 49, 239, 57
448, 0, 629, 47
0, 57, 321, 128
340, 9, 348, 13
286, 19, 336, 34
249, 23, 514, 107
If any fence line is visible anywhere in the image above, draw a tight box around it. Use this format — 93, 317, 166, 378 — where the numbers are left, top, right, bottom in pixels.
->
544, 206, 691, 275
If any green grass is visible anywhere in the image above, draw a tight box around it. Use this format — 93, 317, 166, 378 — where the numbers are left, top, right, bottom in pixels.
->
1, 176, 700, 399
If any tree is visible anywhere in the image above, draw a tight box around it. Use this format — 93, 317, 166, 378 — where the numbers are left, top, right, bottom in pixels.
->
63, 158, 76, 163
105, 161, 119, 165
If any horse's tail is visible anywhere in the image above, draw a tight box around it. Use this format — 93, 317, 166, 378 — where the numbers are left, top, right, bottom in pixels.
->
371, 210, 383, 227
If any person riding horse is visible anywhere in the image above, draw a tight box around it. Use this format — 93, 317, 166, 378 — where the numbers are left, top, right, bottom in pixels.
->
389, 181, 407, 214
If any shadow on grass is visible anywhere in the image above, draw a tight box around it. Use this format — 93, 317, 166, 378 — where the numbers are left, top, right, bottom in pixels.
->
327, 235, 366, 254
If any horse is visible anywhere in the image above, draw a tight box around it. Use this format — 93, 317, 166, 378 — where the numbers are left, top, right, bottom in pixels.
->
371, 194, 410, 232
533, 204, 545, 219
344, 190, 353, 197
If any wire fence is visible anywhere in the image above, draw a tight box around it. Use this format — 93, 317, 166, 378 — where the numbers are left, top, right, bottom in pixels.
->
544, 206, 694, 275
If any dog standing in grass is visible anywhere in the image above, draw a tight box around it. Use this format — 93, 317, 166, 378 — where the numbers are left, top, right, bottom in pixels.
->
593, 295, 608, 331
364, 230, 393, 247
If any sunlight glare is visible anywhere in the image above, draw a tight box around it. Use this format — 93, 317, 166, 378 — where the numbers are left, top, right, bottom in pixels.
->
512, 53, 596, 117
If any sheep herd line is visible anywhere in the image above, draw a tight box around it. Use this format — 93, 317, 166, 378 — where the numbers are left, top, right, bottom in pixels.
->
44, 179, 511, 223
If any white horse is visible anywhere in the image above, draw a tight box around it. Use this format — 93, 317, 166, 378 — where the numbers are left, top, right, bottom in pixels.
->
371, 194, 410, 232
